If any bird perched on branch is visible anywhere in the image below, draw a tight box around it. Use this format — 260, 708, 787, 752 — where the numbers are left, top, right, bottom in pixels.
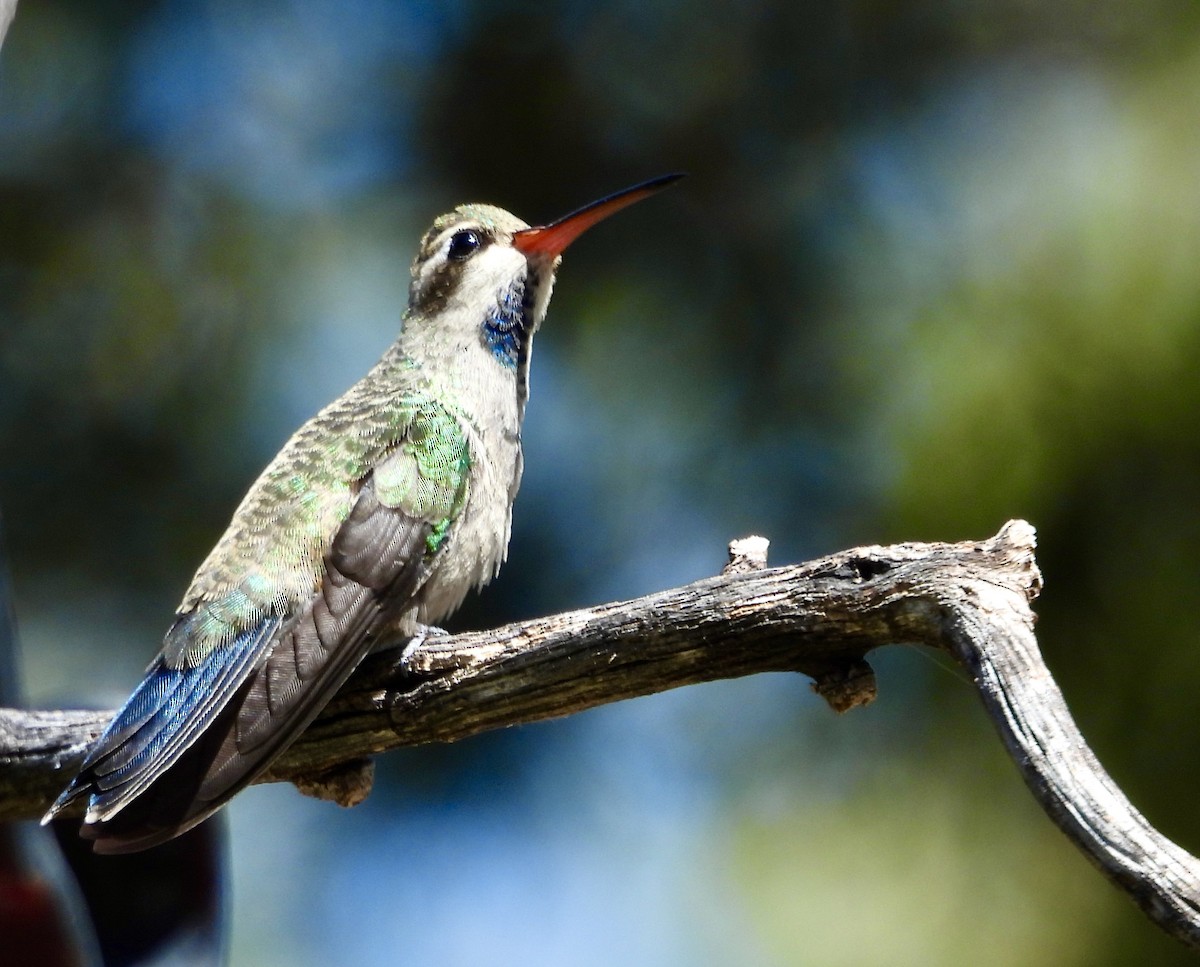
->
45, 173, 683, 853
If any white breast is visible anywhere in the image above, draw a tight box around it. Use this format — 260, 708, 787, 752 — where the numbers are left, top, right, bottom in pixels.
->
414, 342, 525, 625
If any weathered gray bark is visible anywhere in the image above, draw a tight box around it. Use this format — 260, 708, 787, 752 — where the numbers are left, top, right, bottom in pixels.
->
1, 520, 1198, 947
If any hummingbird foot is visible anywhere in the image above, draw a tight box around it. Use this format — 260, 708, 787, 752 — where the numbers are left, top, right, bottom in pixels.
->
407, 622, 450, 647
396, 623, 484, 676
397, 623, 450, 659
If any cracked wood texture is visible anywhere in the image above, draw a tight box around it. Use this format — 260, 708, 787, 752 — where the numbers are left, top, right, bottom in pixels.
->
2, 519, 1198, 947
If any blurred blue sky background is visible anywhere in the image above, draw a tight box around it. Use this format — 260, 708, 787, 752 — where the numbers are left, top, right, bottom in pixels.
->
4, 1, 1200, 963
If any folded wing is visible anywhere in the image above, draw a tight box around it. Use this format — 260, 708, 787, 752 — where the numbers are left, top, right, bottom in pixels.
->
46, 404, 470, 853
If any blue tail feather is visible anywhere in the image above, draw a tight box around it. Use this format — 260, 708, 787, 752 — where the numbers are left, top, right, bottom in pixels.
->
49, 614, 281, 821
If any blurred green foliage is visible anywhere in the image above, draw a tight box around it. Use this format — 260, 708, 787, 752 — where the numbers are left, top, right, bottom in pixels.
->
3, 0, 1200, 964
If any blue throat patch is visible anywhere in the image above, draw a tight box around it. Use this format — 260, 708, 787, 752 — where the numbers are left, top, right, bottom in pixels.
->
482, 281, 528, 369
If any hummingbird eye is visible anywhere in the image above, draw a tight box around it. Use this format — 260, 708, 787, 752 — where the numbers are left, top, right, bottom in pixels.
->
447, 229, 483, 261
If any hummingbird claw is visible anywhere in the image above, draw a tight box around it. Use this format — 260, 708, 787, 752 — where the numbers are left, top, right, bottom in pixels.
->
398, 624, 451, 664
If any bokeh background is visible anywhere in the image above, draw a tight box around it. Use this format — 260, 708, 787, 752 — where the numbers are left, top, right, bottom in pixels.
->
3, 1, 1200, 964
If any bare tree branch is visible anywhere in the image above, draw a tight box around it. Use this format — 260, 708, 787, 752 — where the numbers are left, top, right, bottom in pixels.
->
1, 520, 1198, 946
0, 1, 17, 53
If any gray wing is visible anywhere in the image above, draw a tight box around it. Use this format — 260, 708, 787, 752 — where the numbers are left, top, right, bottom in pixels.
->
60, 473, 444, 854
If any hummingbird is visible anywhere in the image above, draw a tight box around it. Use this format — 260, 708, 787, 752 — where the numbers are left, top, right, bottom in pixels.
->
44, 173, 683, 853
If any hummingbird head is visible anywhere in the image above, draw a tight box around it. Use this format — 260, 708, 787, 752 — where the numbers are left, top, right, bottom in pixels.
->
405, 174, 684, 373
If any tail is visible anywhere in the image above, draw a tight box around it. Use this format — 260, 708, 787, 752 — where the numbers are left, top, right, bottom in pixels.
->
44, 476, 438, 852
42, 616, 280, 853
43, 602, 379, 854
44, 611, 379, 853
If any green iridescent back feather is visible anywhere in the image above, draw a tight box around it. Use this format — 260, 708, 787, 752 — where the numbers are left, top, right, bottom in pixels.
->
169, 346, 470, 669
